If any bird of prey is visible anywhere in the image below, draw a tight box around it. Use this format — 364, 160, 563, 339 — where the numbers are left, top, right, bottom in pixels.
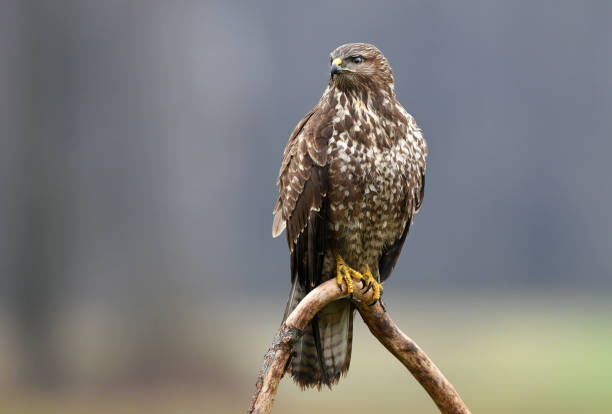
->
272, 43, 427, 389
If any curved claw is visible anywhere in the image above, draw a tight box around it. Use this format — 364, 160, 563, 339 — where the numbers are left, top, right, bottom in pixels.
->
363, 281, 373, 294
360, 277, 367, 289
368, 298, 379, 306
334, 251, 361, 297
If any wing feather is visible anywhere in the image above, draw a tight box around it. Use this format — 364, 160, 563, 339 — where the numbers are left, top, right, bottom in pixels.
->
272, 107, 330, 248
273, 106, 332, 289
377, 109, 427, 281
379, 172, 425, 282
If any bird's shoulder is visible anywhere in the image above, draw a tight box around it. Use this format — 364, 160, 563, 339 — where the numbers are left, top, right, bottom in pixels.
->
394, 103, 427, 159
273, 92, 336, 239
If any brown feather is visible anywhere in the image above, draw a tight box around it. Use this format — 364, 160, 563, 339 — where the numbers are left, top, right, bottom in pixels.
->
274, 42, 427, 389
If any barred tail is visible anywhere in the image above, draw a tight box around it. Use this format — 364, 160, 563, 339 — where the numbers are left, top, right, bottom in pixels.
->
283, 281, 354, 389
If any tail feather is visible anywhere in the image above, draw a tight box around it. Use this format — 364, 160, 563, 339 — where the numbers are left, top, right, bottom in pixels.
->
283, 281, 354, 389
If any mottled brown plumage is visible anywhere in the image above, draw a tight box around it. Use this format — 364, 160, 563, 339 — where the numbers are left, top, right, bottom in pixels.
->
273, 43, 427, 389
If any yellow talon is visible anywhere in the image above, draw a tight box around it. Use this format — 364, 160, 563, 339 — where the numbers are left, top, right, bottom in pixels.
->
333, 252, 384, 306
334, 251, 362, 296
361, 264, 383, 305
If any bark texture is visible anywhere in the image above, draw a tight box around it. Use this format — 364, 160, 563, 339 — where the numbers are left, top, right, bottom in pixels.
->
247, 279, 471, 414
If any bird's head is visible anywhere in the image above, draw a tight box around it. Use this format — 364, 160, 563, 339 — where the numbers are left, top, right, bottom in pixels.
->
328, 43, 394, 93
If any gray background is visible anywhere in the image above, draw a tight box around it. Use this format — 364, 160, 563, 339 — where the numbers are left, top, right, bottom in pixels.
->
1, 0, 611, 402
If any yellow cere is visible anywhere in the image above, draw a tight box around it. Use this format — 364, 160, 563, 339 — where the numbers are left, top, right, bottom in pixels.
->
332, 58, 343, 66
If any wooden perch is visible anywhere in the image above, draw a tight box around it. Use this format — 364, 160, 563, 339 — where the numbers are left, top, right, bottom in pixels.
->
247, 278, 471, 414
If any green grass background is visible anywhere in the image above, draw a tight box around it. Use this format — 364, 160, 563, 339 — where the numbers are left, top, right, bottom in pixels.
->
2, 292, 611, 413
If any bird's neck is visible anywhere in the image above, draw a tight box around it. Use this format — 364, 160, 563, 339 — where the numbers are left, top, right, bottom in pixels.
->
325, 84, 397, 112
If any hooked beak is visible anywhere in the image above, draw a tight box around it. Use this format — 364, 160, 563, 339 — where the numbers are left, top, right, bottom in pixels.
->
331, 58, 343, 76
330, 57, 355, 76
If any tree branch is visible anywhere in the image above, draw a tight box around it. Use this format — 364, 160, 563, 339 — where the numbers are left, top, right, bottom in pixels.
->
247, 278, 471, 414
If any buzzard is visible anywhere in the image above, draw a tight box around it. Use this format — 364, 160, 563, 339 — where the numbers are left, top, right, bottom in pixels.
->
272, 43, 427, 389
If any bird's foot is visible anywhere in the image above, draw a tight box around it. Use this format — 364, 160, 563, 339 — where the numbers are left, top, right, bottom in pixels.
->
333, 252, 383, 306
360, 264, 383, 306
334, 251, 362, 299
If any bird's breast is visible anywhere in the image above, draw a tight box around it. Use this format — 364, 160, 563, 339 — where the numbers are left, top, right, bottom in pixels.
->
325, 127, 414, 269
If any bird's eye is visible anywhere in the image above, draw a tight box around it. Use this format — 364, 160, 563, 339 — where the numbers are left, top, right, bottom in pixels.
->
353, 56, 363, 64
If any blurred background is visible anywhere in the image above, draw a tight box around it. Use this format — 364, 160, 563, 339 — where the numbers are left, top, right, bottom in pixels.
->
1, 1, 611, 413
